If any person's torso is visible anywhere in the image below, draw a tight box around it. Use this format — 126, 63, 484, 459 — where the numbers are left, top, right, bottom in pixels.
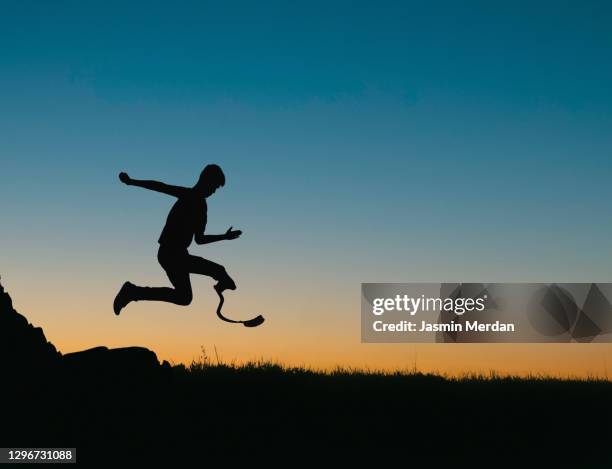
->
158, 192, 206, 249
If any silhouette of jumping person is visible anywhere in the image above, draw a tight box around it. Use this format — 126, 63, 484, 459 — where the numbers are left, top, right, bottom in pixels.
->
113, 164, 241, 315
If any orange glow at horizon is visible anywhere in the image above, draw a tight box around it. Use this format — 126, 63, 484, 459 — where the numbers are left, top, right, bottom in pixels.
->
5, 274, 612, 379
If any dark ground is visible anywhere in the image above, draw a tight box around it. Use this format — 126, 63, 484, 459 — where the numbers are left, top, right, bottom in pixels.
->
1, 280, 611, 467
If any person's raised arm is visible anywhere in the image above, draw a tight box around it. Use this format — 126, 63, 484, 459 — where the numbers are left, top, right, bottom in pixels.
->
118, 172, 187, 198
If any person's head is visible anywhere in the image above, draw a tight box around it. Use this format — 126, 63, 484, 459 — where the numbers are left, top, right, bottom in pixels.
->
194, 164, 225, 197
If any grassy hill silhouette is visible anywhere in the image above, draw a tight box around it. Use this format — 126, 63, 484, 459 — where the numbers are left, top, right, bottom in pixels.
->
1, 277, 611, 466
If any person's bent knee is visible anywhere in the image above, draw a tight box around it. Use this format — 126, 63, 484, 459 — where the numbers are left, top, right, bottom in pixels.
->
215, 266, 228, 278
217, 266, 234, 282
174, 290, 193, 306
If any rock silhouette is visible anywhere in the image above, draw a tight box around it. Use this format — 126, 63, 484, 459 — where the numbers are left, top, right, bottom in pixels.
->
0, 278, 60, 377
0, 277, 167, 382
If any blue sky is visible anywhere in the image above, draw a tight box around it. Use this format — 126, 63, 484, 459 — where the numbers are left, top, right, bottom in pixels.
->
2, 0, 612, 369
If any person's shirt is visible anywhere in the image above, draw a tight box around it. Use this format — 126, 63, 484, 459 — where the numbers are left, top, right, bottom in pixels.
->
158, 190, 206, 249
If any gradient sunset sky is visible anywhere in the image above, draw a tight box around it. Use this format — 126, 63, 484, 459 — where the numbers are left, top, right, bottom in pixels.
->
2, 1, 612, 376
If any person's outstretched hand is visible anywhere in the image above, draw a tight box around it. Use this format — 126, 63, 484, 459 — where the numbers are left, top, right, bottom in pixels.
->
119, 172, 131, 185
225, 226, 242, 240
